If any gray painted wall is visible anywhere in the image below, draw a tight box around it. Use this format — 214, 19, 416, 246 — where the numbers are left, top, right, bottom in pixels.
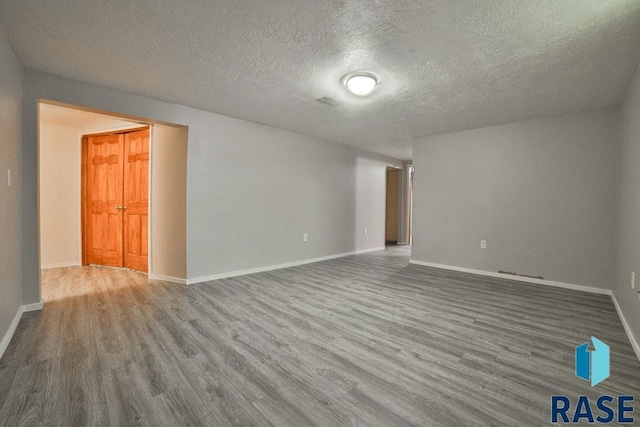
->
412, 108, 619, 289
615, 63, 640, 343
21, 71, 401, 303
0, 26, 23, 346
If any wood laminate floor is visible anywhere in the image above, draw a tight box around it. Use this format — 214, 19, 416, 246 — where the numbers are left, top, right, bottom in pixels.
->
1, 247, 639, 426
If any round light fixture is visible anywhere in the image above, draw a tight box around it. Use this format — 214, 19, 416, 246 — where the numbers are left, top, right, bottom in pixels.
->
344, 73, 377, 96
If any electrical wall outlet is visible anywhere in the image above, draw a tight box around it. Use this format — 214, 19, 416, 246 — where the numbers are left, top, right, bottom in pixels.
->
480, 240, 487, 249
364, 227, 368, 235
632, 272, 635, 289
303, 233, 309, 242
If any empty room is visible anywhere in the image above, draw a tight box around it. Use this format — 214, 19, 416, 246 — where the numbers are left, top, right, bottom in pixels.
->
1, 1, 640, 425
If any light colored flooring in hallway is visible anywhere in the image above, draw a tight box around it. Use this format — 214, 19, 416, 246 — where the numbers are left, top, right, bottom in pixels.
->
0, 247, 639, 426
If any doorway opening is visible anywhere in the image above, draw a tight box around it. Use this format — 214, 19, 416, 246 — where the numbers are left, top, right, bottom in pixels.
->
38, 100, 188, 298
385, 166, 401, 246
406, 165, 414, 245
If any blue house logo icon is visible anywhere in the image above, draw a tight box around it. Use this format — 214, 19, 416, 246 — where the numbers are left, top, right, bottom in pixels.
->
575, 337, 610, 387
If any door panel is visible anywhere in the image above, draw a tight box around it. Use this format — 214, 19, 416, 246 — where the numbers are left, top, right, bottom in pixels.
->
85, 134, 124, 267
123, 129, 150, 272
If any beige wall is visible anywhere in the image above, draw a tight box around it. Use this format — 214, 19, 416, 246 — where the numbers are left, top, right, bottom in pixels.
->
151, 124, 188, 281
39, 120, 189, 280
38, 120, 144, 269
39, 123, 81, 268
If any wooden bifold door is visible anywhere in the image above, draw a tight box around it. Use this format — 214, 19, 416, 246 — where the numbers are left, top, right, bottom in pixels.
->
82, 127, 149, 272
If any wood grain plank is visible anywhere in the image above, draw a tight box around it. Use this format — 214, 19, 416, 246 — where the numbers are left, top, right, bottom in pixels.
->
0, 247, 639, 425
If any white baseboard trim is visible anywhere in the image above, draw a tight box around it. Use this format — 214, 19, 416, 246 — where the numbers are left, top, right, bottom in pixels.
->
148, 274, 188, 285
187, 246, 386, 285
23, 301, 44, 312
355, 246, 387, 255
610, 292, 640, 362
0, 306, 24, 360
409, 259, 640, 362
0, 300, 45, 360
408, 260, 611, 295
41, 262, 81, 269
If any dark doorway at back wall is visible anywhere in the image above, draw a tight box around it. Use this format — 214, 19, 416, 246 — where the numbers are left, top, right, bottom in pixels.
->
385, 166, 400, 246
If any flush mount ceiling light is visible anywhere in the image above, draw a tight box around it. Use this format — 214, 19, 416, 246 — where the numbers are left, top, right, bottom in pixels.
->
343, 72, 378, 96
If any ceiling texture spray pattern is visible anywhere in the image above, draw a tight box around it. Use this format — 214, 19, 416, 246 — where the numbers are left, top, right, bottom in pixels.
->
1, 0, 640, 159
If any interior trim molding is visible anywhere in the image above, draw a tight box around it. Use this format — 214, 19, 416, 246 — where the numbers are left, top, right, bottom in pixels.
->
149, 274, 188, 285
187, 246, 386, 285
0, 301, 45, 360
41, 262, 81, 270
0, 306, 24, 361
408, 260, 611, 295
354, 247, 387, 255
610, 292, 640, 362
23, 301, 44, 312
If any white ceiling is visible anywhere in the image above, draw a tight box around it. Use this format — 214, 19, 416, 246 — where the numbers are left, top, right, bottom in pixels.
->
2, 1, 640, 160
40, 103, 141, 131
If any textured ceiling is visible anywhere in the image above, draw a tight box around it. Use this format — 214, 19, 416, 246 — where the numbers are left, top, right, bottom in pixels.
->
2, 1, 640, 160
